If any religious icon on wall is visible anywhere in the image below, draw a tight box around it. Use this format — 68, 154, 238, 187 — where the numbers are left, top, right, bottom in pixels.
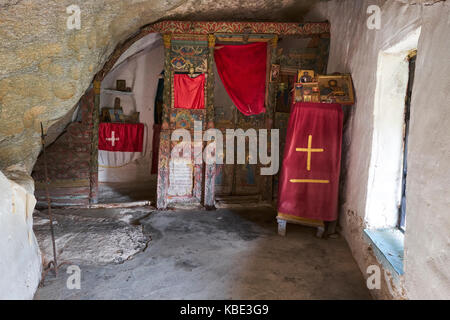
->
270, 64, 280, 82
116, 79, 126, 91
114, 97, 121, 109
294, 82, 320, 103
294, 83, 303, 102
297, 69, 315, 83
318, 74, 355, 105
123, 111, 140, 123
100, 107, 111, 122
276, 73, 296, 113
101, 107, 124, 123
302, 82, 320, 102
108, 108, 124, 123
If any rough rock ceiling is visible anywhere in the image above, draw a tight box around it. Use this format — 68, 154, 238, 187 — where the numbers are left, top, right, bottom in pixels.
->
0, 0, 327, 174
166, 0, 327, 22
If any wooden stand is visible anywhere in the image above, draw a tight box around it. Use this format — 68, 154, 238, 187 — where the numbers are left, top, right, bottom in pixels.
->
277, 213, 325, 238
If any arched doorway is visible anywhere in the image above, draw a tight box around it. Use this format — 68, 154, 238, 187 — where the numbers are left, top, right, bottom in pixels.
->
96, 33, 164, 204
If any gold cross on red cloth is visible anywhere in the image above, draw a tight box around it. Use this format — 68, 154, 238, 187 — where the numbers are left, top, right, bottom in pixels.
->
290, 134, 329, 184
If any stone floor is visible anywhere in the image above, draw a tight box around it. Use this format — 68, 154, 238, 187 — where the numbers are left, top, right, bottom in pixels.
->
98, 179, 157, 204
34, 207, 152, 266
34, 206, 371, 300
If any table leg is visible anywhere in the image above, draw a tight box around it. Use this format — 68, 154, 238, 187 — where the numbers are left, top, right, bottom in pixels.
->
277, 219, 287, 236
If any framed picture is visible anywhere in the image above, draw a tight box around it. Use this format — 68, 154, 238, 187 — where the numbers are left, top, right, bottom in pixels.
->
124, 112, 140, 123
294, 83, 303, 102
318, 74, 355, 105
114, 97, 121, 109
294, 82, 320, 103
108, 108, 124, 123
275, 73, 296, 113
297, 69, 315, 83
100, 107, 111, 122
270, 64, 280, 82
116, 79, 126, 91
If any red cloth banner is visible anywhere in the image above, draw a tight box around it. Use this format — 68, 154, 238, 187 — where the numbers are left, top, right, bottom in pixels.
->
173, 73, 205, 109
277, 102, 343, 221
98, 123, 144, 152
214, 42, 267, 116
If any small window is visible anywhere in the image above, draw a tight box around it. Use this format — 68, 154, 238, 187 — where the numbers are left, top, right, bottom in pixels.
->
365, 27, 421, 229
398, 51, 416, 232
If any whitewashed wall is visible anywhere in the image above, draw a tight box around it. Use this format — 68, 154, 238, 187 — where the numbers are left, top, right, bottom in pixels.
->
307, 0, 450, 299
0, 169, 41, 299
99, 34, 164, 182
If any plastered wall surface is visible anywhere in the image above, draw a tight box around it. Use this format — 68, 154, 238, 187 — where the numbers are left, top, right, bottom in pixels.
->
307, 0, 450, 299
0, 170, 41, 299
99, 35, 164, 183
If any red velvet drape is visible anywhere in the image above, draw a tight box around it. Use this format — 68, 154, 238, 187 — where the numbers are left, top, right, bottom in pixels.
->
173, 73, 205, 109
277, 102, 343, 221
214, 42, 267, 116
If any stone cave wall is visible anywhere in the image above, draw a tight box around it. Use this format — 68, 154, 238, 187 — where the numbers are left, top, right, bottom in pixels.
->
32, 87, 97, 207
31, 34, 165, 205
0, 0, 181, 173
0, 170, 41, 299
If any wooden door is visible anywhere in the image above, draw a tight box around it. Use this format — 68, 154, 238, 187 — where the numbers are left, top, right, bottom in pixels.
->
213, 61, 266, 197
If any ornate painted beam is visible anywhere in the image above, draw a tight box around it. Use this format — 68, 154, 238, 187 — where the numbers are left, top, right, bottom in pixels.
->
144, 21, 330, 36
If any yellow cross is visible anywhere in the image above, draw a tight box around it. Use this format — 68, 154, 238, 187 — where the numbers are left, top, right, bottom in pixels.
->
296, 134, 323, 171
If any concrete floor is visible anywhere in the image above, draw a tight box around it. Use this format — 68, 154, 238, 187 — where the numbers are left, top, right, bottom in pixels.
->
34, 206, 371, 300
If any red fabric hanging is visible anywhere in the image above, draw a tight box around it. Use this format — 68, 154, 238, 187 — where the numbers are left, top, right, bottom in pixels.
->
214, 42, 267, 116
277, 102, 343, 221
173, 73, 205, 109
98, 123, 144, 152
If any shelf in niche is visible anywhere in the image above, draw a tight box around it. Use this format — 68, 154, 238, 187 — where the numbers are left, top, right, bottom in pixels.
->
102, 89, 134, 96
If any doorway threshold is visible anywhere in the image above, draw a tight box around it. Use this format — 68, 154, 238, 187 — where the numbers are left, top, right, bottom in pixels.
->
215, 195, 271, 209
89, 200, 153, 209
